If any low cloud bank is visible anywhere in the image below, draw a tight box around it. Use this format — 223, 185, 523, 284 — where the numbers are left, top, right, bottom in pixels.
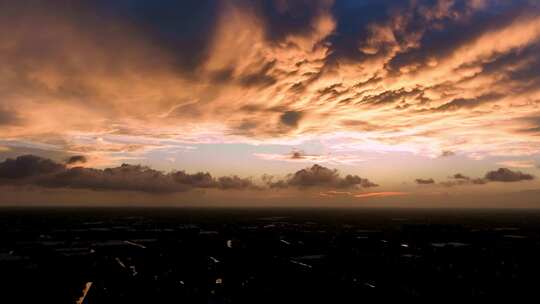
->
417, 168, 535, 187
264, 164, 378, 189
0, 155, 378, 193
0, 155, 256, 193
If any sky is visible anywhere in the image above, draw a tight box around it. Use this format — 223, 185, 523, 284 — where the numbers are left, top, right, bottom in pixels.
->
1, 0, 540, 207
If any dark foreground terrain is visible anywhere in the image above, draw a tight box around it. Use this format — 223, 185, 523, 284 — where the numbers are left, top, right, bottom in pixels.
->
1, 207, 540, 303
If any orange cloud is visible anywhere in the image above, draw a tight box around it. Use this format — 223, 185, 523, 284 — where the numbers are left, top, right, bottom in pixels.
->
318, 190, 408, 199
354, 192, 409, 199
1, 0, 540, 166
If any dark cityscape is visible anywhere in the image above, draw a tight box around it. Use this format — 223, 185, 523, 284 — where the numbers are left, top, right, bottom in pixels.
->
1, 208, 540, 303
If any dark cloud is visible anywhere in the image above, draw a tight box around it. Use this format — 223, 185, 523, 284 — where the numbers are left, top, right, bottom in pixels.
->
35, 0, 333, 74
250, 0, 333, 43
0, 0, 222, 88
266, 164, 378, 189
440, 174, 487, 187
0, 155, 65, 179
288, 82, 307, 94
439, 168, 534, 187
361, 88, 423, 106
453, 173, 470, 180
415, 178, 435, 185
0, 155, 256, 193
99, 0, 221, 72
286, 165, 341, 187
327, 0, 519, 65
170, 171, 215, 188
326, 0, 394, 62
517, 115, 540, 135
280, 111, 303, 127
481, 42, 540, 84
290, 150, 305, 160
238, 60, 277, 88
285, 149, 321, 160
484, 168, 535, 182
0, 156, 379, 193
467, 178, 487, 185
431, 94, 503, 112
65, 155, 87, 165
38, 165, 186, 193
217, 176, 256, 190
441, 151, 456, 157
388, 2, 532, 72
318, 83, 344, 97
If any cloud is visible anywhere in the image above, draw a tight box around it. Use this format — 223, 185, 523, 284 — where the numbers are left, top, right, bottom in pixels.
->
318, 190, 408, 199
1, 0, 540, 163
0, 155, 256, 193
439, 168, 535, 187
430, 94, 503, 112
100, 0, 222, 72
484, 168, 535, 182
216, 175, 256, 190
353, 191, 409, 199
264, 164, 378, 189
0, 155, 65, 179
0, 155, 379, 193
318, 190, 354, 197
253, 150, 369, 164
280, 111, 304, 128
453, 173, 470, 180
291, 150, 305, 159
441, 150, 456, 157
415, 178, 435, 185
65, 155, 87, 165
440, 174, 487, 187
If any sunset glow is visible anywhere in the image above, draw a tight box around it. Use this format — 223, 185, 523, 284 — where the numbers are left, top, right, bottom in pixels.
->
1, 0, 540, 206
